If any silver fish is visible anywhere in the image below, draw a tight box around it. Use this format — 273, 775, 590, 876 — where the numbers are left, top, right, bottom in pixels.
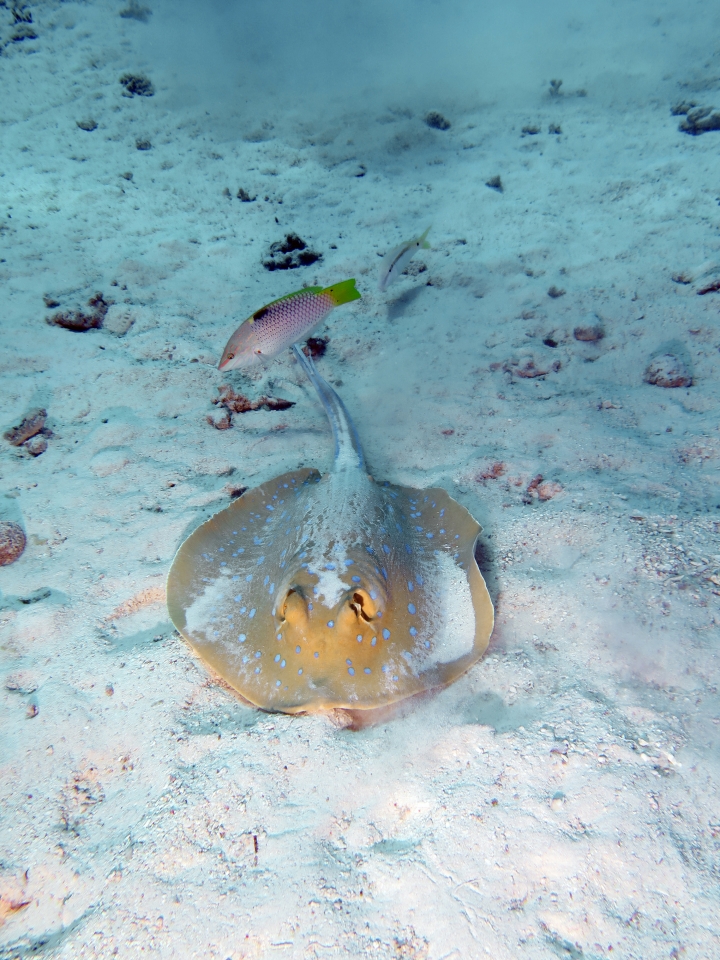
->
378, 227, 431, 292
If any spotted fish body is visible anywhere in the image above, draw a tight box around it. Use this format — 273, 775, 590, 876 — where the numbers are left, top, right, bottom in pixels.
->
218, 279, 361, 371
168, 345, 494, 720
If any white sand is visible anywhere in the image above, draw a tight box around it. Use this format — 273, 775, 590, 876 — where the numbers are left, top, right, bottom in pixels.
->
1, 0, 719, 957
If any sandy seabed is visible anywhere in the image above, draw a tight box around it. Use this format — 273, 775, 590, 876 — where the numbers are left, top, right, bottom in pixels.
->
1, 1, 719, 957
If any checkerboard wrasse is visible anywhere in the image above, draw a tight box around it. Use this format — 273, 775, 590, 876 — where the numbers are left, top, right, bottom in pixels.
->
218, 279, 361, 371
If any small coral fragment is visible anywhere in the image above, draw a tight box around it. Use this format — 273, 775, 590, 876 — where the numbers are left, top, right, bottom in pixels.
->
4, 408, 47, 446
47, 293, 109, 332
573, 324, 604, 342
477, 462, 506, 481
213, 385, 294, 415
303, 336, 329, 359
0, 522, 27, 566
523, 476, 563, 503
25, 436, 48, 457
537, 481, 563, 501
644, 354, 692, 388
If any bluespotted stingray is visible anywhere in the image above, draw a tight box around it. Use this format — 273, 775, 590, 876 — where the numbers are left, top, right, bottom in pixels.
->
167, 345, 494, 722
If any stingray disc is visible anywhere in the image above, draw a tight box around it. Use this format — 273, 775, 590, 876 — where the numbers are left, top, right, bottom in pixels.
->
167, 467, 493, 715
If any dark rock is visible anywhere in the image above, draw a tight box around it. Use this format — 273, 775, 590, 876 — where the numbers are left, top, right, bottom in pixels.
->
263, 234, 321, 271
11, 23, 37, 41
547, 285, 565, 299
135, 138, 152, 150
77, 119, 98, 132
485, 175, 503, 193
671, 101, 696, 116
679, 106, 720, 135
237, 188, 256, 202
425, 112, 451, 131
120, 73, 154, 97
119, 1, 152, 21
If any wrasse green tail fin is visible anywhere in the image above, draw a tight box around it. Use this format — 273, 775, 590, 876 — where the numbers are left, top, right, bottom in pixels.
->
419, 226, 432, 249
321, 278, 362, 306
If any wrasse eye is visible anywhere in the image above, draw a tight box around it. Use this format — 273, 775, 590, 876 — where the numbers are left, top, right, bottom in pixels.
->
226, 352, 235, 360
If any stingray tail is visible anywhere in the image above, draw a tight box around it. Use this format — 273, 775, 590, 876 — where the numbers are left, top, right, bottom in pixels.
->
321, 278, 362, 306
292, 344, 366, 473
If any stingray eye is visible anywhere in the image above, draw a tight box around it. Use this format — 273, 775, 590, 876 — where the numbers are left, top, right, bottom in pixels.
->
280, 588, 307, 626
349, 589, 378, 623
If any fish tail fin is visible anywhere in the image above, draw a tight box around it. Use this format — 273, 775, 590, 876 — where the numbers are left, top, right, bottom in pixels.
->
419, 225, 432, 249
321, 278, 362, 306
